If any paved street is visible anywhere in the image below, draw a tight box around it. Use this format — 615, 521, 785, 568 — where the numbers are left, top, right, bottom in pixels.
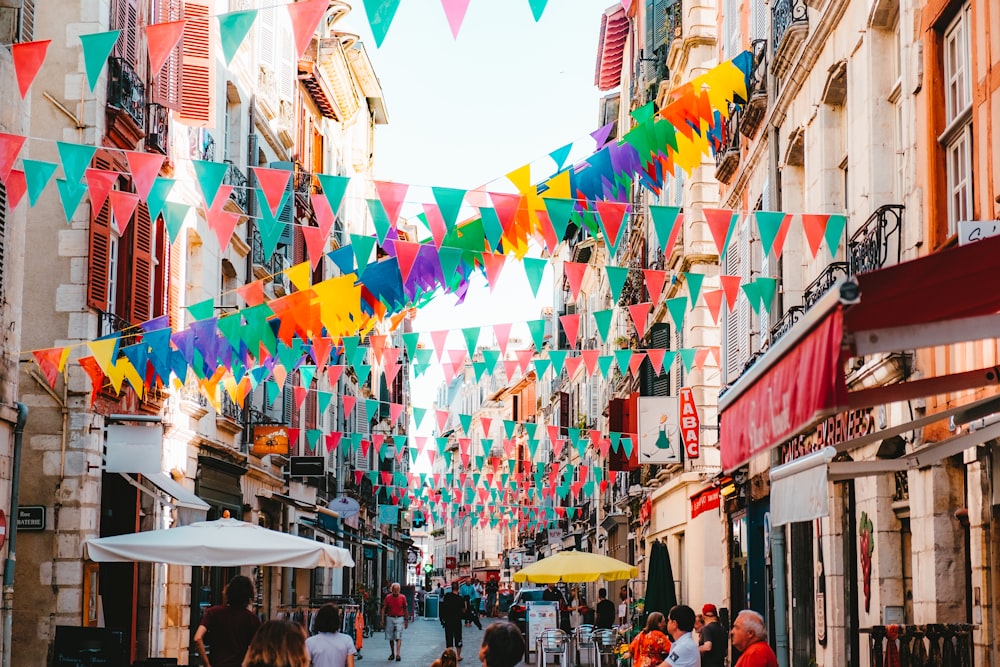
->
359, 614, 495, 667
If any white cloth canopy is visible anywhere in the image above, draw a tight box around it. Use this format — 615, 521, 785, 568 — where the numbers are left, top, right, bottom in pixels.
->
83, 518, 355, 568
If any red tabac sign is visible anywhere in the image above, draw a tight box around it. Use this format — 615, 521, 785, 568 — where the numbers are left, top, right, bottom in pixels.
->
678, 388, 700, 459
690, 487, 720, 519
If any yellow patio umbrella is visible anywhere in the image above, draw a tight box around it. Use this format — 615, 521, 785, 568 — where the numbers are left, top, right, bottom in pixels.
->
512, 550, 637, 583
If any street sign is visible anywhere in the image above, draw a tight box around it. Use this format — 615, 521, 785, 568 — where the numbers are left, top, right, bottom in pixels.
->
17, 506, 46, 531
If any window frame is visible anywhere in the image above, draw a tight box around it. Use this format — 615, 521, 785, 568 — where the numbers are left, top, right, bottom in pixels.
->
937, 4, 973, 239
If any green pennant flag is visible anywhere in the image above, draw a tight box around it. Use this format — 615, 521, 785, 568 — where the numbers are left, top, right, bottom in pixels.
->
351, 345, 369, 369
192, 160, 229, 208
350, 433, 362, 455
265, 381, 281, 407
576, 210, 601, 238
217, 314, 244, 353
741, 281, 761, 312
480, 438, 493, 456
665, 296, 687, 332
721, 211, 740, 264
462, 327, 480, 357
408, 446, 418, 465
826, 214, 848, 256
316, 173, 350, 214
317, 391, 333, 415
56, 142, 96, 185
622, 436, 634, 458
527, 0, 549, 21
366, 399, 379, 423
437, 246, 465, 283
414, 348, 433, 365
22, 159, 57, 206
548, 350, 567, 377
597, 355, 614, 378
476, 207, 503, 251
526, 319, 546, 352
401, 332, 419, 359
524, 422, 537, 440
683, 272, 704, 308
459, 413, 472, 433
522, 257, 547, 298
605, 265, 629, 304
543, 198, 575, 242
366, 198, 392, 244
255, 188, 288, 258
412, 406, 427, 428
472, 361, 488, 382
355, 364, 372, 386
610, 431, 621, 452
350, 233, 377, 274
341, 335, 360, 364
533, 358, 551, 379
614, 349, 632, 374
592, 309, 614, 344
218, 10, 258, 64
630, 101, 656, 124
756, 277, 777, 313
680, 348, 697, 373
649, 205, 681, 254
661, 350, 678, 376
754, 211, 785, 258
306, 429, 322, 451
186, 298, 215, 321
361, 0, 401, 47
299, 365, 316, 388
161, 202, 189, 243
623, 125, 654, 163
80, 30, 120, 91
527, 438, 539, 459
432, 186, 466, 232
503, 420, 517, 439
56, 178, 88, 222
481, 349, 500, 373
146, 177, 175, 222
277, 339, 304, 371
550, 144, 572, 170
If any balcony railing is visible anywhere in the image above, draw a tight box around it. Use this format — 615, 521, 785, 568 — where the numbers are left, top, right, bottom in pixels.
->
864, 625, 973, 667
665, 0, 683, 54
146, 102, 169, 155
768, 305, 805, 343
802, 262, 849, 310
773, 0, 808, 57
714, 106, 742, 184
294, 166, 314, 195
251, 226, 266, 266
224, 160, 249, 212
98, 310, 141, 348
107, 57, 145, 130
848, 205, 904, 276
741, 40, 768, 139
220, 391, 243, 422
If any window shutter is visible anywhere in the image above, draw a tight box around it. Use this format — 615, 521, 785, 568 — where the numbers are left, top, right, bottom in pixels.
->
168, 233, 182, 330
590, 376, 601, 418
152, 0, 182, 109
111, 0, 139, 64
278, 24, 294, 101
258, 6, 275, 69
283, 373, 295, 426
750, 0, 766, 41
724, 0, 742, 59
152, 214, 168, 319
18, 0, 34, 42
559, 392, 570, 429
87, 154, 114, 311
737, 215, 752, 366
179, 1, 214, 127
270, 161, 295, 246
0, 182, 6, 299
126, 201, 153, 324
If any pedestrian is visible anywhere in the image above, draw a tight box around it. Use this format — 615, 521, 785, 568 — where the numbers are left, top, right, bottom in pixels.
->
568, 586, 584, 630
628, 612, 671, 667
381, 582, 409, 661
194, 575, 261, 667
697, 604, 726, 667
243, 619, 310, 667
306, 604, 357, 667
479, 621, 525, 667
542, 582, 570, 633
471, 578, 483, 620
730, 610, 777, 667
659, 605, 699, 667
440, 581, 467, 661
618, 586, 631, 626
432, 647, 459, 667
595, 588, 616, 630
485, 578, 499, 618
461, 579, 482, 630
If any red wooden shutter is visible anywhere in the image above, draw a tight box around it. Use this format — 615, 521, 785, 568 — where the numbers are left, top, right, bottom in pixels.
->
168, 238, 182, 331
178, 1, 214, 127
127, 201, 153, 324
151, 0, 182, 109
111, 0, 139, 64
152, 213, 168, 319
87, 154, 114, 311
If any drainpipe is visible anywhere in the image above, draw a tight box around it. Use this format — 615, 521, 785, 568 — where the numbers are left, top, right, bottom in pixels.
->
770, 523, 789, 667
2, 403, 28, 667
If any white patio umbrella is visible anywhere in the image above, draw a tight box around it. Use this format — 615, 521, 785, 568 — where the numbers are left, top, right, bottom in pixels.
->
83, 518, 355, 568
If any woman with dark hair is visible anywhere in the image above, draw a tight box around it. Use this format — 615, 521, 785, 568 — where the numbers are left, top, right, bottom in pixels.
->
306, 604, 357, 667
627, 612, 671, 667
242, 619, 309, 667
194, 575, 261, 667
479, 622, 524, 667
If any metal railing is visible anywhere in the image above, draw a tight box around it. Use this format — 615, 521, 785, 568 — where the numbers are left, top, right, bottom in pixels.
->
98, 310, 142, 348
220, 391, 243, 422
773, 0, 808, 57
863, 624, 973, 667
251, 226, 266, 266
224, 160, 249, 212
715, 106, 742, 169
748, 39, 768, 100
146, 103, 169, 154
107, 57, 145, 129
768, 305, 805, 342
665, 0, 683, 53
294, 166, 314, 195
802, 262, 849, 310
848, 205, 904, 276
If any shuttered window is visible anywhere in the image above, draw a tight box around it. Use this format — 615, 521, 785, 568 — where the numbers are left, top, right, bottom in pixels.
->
722, 244, 740, 384
87, 154, 114, 312
640, 323, 671, 396
151, 0, 182, 109
111, 0, 139, 64
19, 0, 34, 42
354, 395, 370, 471
179, 1, 214, 127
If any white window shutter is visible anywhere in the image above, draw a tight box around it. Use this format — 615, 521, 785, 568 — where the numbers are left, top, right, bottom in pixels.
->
257, 5, 275, 69
737, 215, 752, 366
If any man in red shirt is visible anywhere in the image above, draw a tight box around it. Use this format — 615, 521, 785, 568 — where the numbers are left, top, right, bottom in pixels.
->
731, 610, 778, 667
381, 582, 409, 661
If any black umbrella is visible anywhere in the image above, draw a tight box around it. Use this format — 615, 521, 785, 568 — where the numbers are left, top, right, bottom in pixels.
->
644, 540, 677, 619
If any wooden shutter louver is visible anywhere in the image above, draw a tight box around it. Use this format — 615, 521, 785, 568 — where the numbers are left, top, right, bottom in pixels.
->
152, 0, 182, 109
87, 154, 114, 311
179, 1, 214, 127
126, 201, 153, 324
111, 0, 139, 64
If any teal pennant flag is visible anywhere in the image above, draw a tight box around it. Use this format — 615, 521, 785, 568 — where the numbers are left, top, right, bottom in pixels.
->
543, 198, 575, 242
548, 350, 567, 377
22, 159, 56, 206
350, 233, 376, 274
192, 159, 229, 209
56, 143, 96, 186
162, 202, 191, 244
533, 358, 551, 380
256, 187, 287, 259
146, 177, 175, 222
592, 309, 613, 344
366, 199, 392, 244
462, 327, 480, 357
526, 319, 546, 352
605, 265, 629, 304
522, 257, 547, 298
79, 30, 120, 91
683, 272, 704, 308
217, 10, 258, 65
316, 173, 350, 214
361, 0, 401, 48
432, 186, 466, 232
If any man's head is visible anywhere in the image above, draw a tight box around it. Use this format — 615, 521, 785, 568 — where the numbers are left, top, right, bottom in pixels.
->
731, 610, 767, 652
702, 603, 718, 618
391, 582, 401, 594
667, 605, 696, 636
451, 581, 460, 591
479, 621, 525, 667
223, 575, 255, 608
547, 582, 557, 590
598, 588, 607, 599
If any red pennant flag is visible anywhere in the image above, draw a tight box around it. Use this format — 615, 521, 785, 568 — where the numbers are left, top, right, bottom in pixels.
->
287, 428, 300, 451
493, 322, 512, 356
144, 20, 186, 76
694, 348, 710, 371
85, 168, 119, 217
287, 0, 330, 58
480, 252, 507, 291
628, 352, 647, 377
293, 386, 307, 411
564, 262, 588, 301
628, 302, 651, 338
642, 269, 668, 304
481, 417, 493, 436
0, 133, 26, 184
595, 200, 628, 248
374, 180, 408, 224
703, 289, 724, 324
436, 409, 450, 433
368, 335, 386, 365
342, 395, 357, 416
719, 276, 742, 313
327, 364, 345, 385
124, 150, 165, 202
384, 363, 402, 386
389, 402, 404, 424
703, 208, 735, 256
12, 40, 50, 98
535, 209, 559, 255
503, 360, 519, 378
311, 193, 335, 238
801, 214, 829, 259
559, 313, 581, 348
5, 170, 26, 211
301, 226, 329, 270
422, 203, 447, 249
252, 167, 292, 217
772, 213, 792, 259
395, 240, 422, 282
237, 280, 265, 307
311, 336, 335, 370
325, 431, 342, 453
515, 348, 533, 373
108, 190, 140, 233
645, 348, 666, 375
77, 356, 105, 407
488, 193, 523, 234
709, 346, 722, 368
33, 347, 66, 388
564, 355, 584, 378
430, 329, 449, 361
581, 349, 600, 377
382, 347, 400, 368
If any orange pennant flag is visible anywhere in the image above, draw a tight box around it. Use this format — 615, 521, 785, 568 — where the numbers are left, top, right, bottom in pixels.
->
33, 347, 69, 388
703, 289, 724, 324
719, 276, 742, 313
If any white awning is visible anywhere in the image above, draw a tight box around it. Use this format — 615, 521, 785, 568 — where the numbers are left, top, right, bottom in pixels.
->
122, 473, 210, 526
770, 447, 836, 527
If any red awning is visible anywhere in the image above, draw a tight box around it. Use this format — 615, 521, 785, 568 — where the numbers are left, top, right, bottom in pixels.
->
720, 233, 1000, 472
595, 6, 628, 91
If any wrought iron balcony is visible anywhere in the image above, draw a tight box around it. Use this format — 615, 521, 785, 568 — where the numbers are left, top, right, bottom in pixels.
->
848, 204, 904, 275
220, 391, 243, 422
107, 57, 145, 130
294, 165, 314, 195
251, 226, 266, 267
98, 309, 141, 348
864, 624, 972, 667
768, 305, 804, 343
146, 102, 169, 155
665, 0, 683, 54
740, 39, 768, 140
772, 0, 808, 74
802, 262, 849, 310
714, 106, 742, 184
224, 160, 249, 212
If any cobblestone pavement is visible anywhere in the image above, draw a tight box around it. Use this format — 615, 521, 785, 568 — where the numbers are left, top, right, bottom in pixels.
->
358, 614, 507, 667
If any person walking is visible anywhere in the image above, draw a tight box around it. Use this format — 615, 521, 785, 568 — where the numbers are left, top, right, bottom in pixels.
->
381, 582, 409, 661
730, 610, 777, 667
306, 604, 357, 667
628, 612, 671, 667
193, 575, 261, 667
478, 621, 525, 667
242, 619, 310, 667
697, 604, 726, 667
440, 581, 467, 661
595, 588, 616, 630
659, 605, 700, 667
485, 578, 498, 618
461, 579, 482, 630
471, 579, 484, 621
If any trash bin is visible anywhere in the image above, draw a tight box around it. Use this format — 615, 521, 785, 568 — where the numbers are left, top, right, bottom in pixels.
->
424, 593, 439, 619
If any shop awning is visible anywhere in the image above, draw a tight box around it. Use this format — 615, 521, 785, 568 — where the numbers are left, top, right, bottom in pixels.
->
720, 233, 1000, 472
595, 5, 628, 91
122, 472, 210, 526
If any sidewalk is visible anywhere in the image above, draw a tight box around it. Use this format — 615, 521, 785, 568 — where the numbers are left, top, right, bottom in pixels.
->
359, 614, 498, 667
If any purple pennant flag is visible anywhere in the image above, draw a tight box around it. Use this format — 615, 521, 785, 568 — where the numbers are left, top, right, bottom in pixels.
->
590, 122, 615, 148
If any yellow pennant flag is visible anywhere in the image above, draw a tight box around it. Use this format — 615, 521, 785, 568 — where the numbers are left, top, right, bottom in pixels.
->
285, 261, 312, 291
506, 163, 533, 194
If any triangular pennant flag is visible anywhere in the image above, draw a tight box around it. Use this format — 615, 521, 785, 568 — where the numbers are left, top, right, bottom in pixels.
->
492, 323, 512, 357
741, 281, 761, 312
581, 350, 600, 377
350, 233, 377, 272
5, 170, 25, 211
548, 350, 567, 377
592, 309, 614, 344
666, 296, 687, 332
825, 214, 848, 257
84, 168, 118, 216
192, 160, 229, 210
394, 240, 422, 282
683, 272, 704, 307
564, 262, 587, 301
614, 349, 632, 374
479, 207, 504, 250
287, 0, 330, 58
12, 40, 50, 98
374, 180, 408, 225
605, 265, 629, 304
533, 358, 551, 379
801, 214, 828, 259
316, 173, 350, 215
694, 348, 711, 371
217, 9, 258, 65
526, 319, 546, 352
432, 186, 467, 231
162, 201, 191, 243
542, 198, 575, 242
597, 355, 614, 378
480, 252, 507, 291
252, 166, 292, 217
628, 352, 647, 377
703, 289, 724, 324
33, 347, 70, 389
756, 277, 777, 313
362, 0, 402, 47
56, 142, 96, 186
489, 192, 523, 235
0, 133, 26, 184
651, 206, 683, 257
754, 211, 786, 259
703, 208, 736, 256
301, 226, 329, 270
462, 327, 480, 357
22, 159, 57, 206
719, 275, 742, 313
527, 0, 549, 20
595, 201, 628, 251
124, 151, 165, 202
522, 257, 547, 298
366, 198, 392, 245
627, 303, 651, 339
642, 269, 668, 304
559, 314, 581, 349
440, 0, 473, 37
144, 20, 186, 76
285, 261, 312, 291
680, 348, 697, 373
108, 191, 140, 233
80, 30, 120, 91
56, 178, 88, 222
645, 348, 666, 376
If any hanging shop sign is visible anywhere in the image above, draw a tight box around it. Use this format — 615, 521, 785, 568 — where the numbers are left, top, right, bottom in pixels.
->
252, 426, 290, 457
690, 487, 720, 519
638, 396, 681, 464
679, 387, 700, 459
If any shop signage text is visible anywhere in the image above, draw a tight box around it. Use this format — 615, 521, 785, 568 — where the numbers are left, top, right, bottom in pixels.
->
17, 506, 46, 531
679, 388, 700, 458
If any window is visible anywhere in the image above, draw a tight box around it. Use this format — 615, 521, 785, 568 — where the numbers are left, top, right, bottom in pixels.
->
107, 231, 121, 315
939, 5, 972, 237
943, 8, 970, 124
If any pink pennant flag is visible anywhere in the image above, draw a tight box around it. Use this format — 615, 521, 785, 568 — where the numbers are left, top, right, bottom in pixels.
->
642, 269, 668, 304
448, 348, 467, 370
374, 180, 408, 224
144, 20, 186, 76
581, 349, 600, 377
662, 212, 684, 259
325, 431, 342, 453
124, 150, 165, 202
253, 167, 292, 217
595, 200, 629, 248
801, 214, 829, 259
85, 168, 119, 217
389, 402, 404, 424
564, 355, 584, 378
301, 226, 329, 270
703, 208, 735, 256
628, 352, 647, 377
311, 193, 335, 238
5, 170, 26, 211
293, 386, 307, 411
0, 133, 26, 184
327, 364, 345, 385
708, 346, 722, 368
342, 395, 357, 416
422, 203, 447, 248
395, 240, 422, 282
287, 0, 330, 58
535, 209, 559, 255
12, 40, 50, 99
719, 276, 742, 313
564, 262, 587, 301
480, 252, 507, 291
368, 335, 386, 364
382, 347, 401, 368
628, 302, 652, 339
645, 348, 666, 375
559, 313, 581, 348
108, 190, 140, 233
440, 0, 472, 38
694, 348, 711, 371
503, 360, 520, 378
430, 329, 449, 361
703, 289, 724, 324
206, 184, 240, 250
515, 348, 534, 373
598, 437, 611, 458
384, 363, 402, 386
772, 213, 792, 259
552, 438, 565, 459
488, 193, 523, 235
237, 280, 265, 307
481, 417, 493, 437
436, 409, 450, 433
493, 322, 512, 356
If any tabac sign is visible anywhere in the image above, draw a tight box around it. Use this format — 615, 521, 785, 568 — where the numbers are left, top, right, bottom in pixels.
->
679, 388, 700, 459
